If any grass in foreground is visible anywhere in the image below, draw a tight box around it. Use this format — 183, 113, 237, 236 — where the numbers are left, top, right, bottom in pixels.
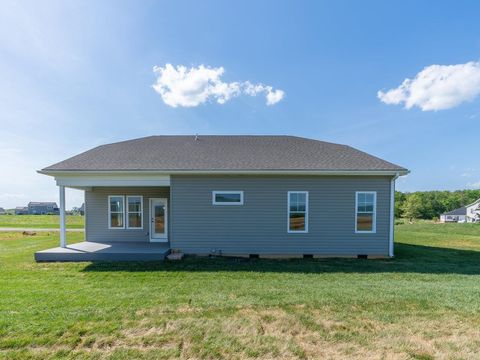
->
0, 215, 84, 229
0, 223, 479, 359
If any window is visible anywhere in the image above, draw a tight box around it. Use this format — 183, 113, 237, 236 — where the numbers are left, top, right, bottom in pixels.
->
212, 191, 244, 205
108, 196, 125, 229
355, 191, 376, 233
108, 195, 143, 229
288, 191, 308, 233
127, 196, 143, 229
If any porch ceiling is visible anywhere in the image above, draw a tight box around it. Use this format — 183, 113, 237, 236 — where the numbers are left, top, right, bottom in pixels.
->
53, 174, 171, 188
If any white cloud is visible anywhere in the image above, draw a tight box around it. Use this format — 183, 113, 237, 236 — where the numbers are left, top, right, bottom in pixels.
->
152, 64, 284, 107
467, 180, 480, 189
378, 61, 480, 111
266, 89, 285, 105
244, 81, 285, 106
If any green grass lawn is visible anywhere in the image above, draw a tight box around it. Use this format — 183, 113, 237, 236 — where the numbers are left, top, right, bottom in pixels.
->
0, 215, 84, 229
1, 223, 480, 359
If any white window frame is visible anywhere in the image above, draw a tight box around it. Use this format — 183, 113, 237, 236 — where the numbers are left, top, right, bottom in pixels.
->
355, 191, 377, 234
212, 191, 244, 205
126, 195, 143, 229
287, 191, 309, 233
108, 195, 125, 229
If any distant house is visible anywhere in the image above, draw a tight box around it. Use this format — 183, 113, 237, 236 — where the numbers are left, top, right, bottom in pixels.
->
15, 206, 28, 215
440, 198, 480, 223
27, 202, 59, 215
440, 207, 467, 223
466, 199, 480, 223
79, 203, 85, 216
0, 207, 6, 215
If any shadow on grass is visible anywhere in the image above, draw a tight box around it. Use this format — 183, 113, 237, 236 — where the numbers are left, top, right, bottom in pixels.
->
81, 243, 480, 275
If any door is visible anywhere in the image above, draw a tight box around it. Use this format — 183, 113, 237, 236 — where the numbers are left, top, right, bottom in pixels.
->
150, 198, 168, 242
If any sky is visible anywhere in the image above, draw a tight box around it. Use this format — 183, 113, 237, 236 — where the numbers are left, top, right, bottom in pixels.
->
1, 0, 480, 209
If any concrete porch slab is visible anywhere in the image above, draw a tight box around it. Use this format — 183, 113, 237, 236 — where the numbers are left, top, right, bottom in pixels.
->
35, 241, 170, 262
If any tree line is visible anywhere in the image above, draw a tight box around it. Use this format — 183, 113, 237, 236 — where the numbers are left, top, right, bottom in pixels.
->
395, 189, 480, 220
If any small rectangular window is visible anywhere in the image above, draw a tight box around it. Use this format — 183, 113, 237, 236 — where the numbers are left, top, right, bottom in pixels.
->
288, 191, 308, 233
108, 195, 125, 229
127, 196, 143, 229
212, 191, 244, 205
355, 191, 376, 233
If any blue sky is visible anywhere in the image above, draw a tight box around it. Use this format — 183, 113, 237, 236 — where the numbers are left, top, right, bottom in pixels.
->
1, 0, 479, 208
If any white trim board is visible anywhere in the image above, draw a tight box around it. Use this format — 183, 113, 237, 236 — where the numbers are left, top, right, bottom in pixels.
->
54, 174, 170, 187
43, 171, 406, 189
39, 170, 408, 177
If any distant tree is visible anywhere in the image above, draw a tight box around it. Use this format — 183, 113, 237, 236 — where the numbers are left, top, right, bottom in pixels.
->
401, 194, 424, 221
394, 191, 406, 218
395, 189, 480, 220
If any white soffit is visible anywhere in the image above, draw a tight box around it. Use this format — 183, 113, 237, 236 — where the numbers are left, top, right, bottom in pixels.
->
55, 174, 171, 187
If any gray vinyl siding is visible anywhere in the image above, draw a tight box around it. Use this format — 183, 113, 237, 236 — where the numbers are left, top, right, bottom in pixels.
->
85, 187, 170, 242
170, 175, 392, 256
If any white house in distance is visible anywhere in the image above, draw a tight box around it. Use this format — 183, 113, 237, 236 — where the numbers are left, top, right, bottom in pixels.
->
440, 207, 467, 223
466, 199, 480, 222
440, 198, 480, 223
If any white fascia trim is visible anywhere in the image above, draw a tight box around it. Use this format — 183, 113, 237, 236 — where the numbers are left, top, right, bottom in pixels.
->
50, 174, 170, 187
38, 169, 410, 177
465, 198, 480, 208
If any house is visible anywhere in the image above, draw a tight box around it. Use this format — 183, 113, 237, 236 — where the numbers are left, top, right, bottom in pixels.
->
439, 207, 467, 223
15, 206, 28, 215
78, 203, 85, 216
439, 198, 480, 223
466, 199, 480, 223
27, 202, 59, 215
0, 207, 6, 215
35, 135, 408, 261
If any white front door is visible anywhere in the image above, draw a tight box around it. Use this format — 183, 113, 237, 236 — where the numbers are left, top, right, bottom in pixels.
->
150, 198, 168, 242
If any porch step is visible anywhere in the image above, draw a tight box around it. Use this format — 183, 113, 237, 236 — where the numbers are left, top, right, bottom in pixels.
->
167, 252, 184, 261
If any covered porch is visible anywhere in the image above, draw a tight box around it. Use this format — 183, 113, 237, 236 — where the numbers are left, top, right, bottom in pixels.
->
34, 173, 172, 262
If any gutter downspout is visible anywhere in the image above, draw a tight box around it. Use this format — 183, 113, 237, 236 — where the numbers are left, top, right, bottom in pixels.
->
389, 173, 399, 258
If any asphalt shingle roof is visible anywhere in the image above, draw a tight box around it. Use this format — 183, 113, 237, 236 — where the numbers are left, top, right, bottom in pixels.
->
442, 207, 467, 216
42, 135, 408, 173
28, 202, 58, 207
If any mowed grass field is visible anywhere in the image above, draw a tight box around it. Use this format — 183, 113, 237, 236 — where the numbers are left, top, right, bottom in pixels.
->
0, 215, 84, 229
1, 223, 480, 359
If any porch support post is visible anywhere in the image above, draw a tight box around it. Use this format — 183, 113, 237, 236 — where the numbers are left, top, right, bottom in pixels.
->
389, 173, 399, 258
59, 185, 66, 248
